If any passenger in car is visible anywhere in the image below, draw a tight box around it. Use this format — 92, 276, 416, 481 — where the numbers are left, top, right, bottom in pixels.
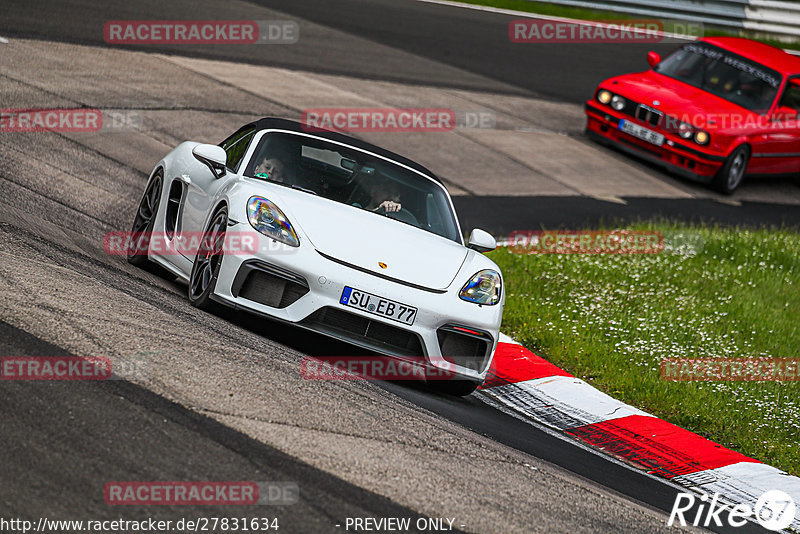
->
254, 156, 288, 183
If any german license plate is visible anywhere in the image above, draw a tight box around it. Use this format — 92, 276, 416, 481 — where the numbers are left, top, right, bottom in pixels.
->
619, 119, 664, 146
339, 286, 417, 326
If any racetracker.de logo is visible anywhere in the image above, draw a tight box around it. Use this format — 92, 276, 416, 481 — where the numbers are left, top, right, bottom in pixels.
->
1, 357, 112, 380
662, 112, 800, 132
508, 19, 664, 44
509, 19, 666, 43
661, 358, 800, 382
301, 108, 457, 133
103, 20, 298, 44
104, 482, 299, 506
300, 357, 472, 381
1, 108, 103, 132
105, 231, 261, 256
506, 230, 663, 254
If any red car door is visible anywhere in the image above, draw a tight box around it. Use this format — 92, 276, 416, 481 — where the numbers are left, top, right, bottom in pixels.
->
751, 77, 800, 174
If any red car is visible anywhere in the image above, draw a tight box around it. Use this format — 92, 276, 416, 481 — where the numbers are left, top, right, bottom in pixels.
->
585, 37, 800, 193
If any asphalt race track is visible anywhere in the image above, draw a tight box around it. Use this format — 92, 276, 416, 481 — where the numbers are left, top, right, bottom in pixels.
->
0, 322, 455, 533
0, 0, 793, 532
0, 0, 679, 101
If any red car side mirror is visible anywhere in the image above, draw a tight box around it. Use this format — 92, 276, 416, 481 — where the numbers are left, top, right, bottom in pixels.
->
647, 51, 661, 68
772, 105, 798, 122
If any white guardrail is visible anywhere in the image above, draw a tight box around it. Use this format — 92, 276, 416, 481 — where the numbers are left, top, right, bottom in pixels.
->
523, 0, 800, 40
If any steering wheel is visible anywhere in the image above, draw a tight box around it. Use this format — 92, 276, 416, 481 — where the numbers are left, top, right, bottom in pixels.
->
375, 205, 419, 226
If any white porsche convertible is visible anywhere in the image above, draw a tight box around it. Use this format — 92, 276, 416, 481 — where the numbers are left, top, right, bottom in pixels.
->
127, 118, 504, 395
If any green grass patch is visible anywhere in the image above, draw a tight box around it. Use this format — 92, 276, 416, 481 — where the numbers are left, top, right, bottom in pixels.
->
456, 0, 800, 50
488, 222, 800, 475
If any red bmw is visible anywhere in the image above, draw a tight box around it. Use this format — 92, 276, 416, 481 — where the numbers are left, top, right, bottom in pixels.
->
585, 37, 800, 193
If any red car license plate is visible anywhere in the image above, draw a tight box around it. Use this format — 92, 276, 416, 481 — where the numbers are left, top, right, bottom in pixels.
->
619, 119, 664, 147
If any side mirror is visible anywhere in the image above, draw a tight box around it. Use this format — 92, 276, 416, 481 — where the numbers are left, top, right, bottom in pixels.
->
467, 228, 496, 253
192, 144, 227, 178
772, 105, 798, 122
647, 51, 661, 68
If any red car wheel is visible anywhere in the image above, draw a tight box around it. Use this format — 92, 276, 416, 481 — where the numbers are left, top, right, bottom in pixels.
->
713, 145, 750, 194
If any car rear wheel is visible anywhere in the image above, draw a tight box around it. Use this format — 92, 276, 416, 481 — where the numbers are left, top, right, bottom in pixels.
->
188, 207, 228, 311
713, 145, 749, 194
127, 171, 163, 266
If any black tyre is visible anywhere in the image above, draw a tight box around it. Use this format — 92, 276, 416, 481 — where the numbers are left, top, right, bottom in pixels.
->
127, 171, 163, 266
188, 207, 228, 311
429, 379, 480, 397
712, 145, 749, 194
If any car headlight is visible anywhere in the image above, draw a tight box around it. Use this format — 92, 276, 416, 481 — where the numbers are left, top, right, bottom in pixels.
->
247, 196, 300, 247
678, 122, 694, 139
597, 90, 612, 105
610, 94, 626, 111
459, 270, 501, 306
694, 131, 710, 145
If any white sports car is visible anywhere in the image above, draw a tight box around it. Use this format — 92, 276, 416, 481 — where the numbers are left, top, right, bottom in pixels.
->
127, 118, 504, 395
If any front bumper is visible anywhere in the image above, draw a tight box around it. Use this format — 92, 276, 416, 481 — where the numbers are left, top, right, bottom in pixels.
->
211, 229, 502, 383
584, 102, 726, 182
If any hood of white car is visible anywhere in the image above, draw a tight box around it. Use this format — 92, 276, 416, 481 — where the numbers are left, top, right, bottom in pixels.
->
271, 186, 468, 290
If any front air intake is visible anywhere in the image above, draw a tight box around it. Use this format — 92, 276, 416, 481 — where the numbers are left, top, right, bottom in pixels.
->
437, 325, 492, 373
232, 261, 309, 309
300, 307, 424, 357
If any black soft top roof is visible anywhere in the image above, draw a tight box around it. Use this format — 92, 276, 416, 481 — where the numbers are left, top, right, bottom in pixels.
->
247, 117, 442, 184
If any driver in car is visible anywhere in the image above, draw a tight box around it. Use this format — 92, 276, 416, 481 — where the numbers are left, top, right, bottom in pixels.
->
365, 180, 402, 213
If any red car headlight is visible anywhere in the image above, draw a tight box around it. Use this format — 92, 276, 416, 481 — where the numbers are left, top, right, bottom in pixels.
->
694, 131, 710, 145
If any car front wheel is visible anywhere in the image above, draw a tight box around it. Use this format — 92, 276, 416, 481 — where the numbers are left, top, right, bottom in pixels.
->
127, 171, 163, 266
713, 145, 749, 194
188, 207, 228, 311
429, 379, 480, 397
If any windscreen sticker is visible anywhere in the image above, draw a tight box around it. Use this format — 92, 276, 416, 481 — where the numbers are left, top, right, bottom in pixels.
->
684, 43, 781, 87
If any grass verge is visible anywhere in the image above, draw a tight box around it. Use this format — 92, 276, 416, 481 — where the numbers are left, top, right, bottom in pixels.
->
488, 222, 800, 476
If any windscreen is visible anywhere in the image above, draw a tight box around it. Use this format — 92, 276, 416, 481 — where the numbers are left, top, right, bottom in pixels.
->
654, 42, 782, 113
243, 132, 460, 243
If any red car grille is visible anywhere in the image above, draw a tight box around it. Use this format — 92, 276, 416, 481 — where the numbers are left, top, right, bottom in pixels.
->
635, 104, 663, 127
